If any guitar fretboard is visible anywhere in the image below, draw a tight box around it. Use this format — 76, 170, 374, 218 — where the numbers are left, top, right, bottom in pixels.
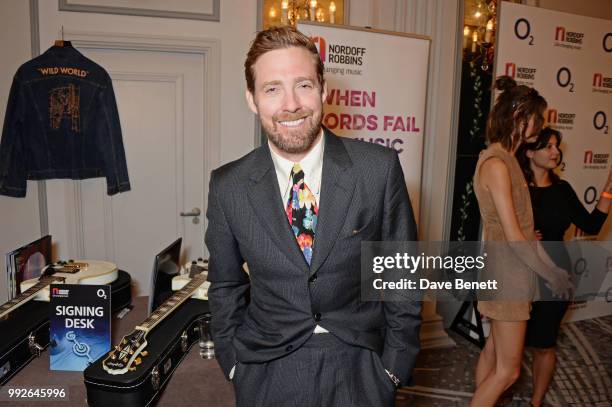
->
136, 274, 206, 332
0, 275, 64, 319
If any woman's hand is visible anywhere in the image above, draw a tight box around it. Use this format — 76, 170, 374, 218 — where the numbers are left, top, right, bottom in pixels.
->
545, 266, 573, 300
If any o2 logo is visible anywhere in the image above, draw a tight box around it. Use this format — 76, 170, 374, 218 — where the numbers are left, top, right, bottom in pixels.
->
514, 18, 534, 45
557, 67, 574, 92
593, 111, 608, 134
584, 186, 598, 205
604, 33, 612, 53
574, 257, 589, 277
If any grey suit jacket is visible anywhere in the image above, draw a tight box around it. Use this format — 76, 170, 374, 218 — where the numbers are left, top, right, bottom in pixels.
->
205, 128, 421, 385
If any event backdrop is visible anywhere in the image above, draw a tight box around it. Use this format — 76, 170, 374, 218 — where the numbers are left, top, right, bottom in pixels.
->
297, 22, 430, 221
496, 2, 612, 320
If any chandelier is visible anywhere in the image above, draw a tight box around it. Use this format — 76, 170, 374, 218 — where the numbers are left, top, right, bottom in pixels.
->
264, 0, 341, 28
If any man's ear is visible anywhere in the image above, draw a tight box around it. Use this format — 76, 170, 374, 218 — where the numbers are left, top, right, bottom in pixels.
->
245, 89, 258, 115
526, 149, 535, 159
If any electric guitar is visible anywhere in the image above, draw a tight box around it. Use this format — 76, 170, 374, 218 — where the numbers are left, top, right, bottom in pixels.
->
0, 260, 118, 320
102, 270, 209, 375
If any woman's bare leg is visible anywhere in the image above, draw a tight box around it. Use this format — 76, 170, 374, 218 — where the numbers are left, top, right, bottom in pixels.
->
470, 320, 527, 407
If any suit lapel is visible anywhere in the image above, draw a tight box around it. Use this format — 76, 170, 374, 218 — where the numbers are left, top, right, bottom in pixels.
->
309, 130, 355, 276
246, 144, 310, 273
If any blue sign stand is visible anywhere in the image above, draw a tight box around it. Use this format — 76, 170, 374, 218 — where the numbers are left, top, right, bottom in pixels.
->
50, 284, 111, 371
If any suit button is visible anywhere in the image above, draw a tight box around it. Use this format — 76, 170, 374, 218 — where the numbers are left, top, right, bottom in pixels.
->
309, 275, 317, 283
313, 313, 321, 321
286, 345, 293, 351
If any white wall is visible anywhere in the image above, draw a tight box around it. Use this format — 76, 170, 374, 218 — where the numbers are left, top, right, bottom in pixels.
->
0, 0, 41, 303
537, 0, 612, 20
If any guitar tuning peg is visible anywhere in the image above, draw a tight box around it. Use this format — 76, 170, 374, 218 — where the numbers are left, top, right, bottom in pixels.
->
141, 351, 148, 357
129, 367, 136, 372
134, 357, 142, 365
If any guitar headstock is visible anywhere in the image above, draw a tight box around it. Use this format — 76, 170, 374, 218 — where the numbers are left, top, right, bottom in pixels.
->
102, 329, 149, 375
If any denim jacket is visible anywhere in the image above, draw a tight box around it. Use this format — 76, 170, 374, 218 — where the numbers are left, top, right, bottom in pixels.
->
0, 44, 130, 197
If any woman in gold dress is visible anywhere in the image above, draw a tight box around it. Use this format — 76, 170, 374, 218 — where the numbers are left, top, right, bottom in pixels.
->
470, 76, 572, 407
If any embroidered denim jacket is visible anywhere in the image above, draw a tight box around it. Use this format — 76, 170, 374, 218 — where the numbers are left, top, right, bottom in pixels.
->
0, 44, 130, 197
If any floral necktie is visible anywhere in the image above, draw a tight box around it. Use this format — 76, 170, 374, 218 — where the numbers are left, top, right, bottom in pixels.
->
285, 163, 318, 265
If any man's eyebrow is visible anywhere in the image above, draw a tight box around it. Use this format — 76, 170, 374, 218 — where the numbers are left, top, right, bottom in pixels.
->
295, 76, 315, 83
261, 80, 282, 88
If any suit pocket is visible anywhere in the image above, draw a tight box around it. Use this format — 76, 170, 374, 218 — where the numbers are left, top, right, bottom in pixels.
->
344, 217, 376, 239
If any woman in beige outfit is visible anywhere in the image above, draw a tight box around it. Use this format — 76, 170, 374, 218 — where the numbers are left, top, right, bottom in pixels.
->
470, 76, 572, 407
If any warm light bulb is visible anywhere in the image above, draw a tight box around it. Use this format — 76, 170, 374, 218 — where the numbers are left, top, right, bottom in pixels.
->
329, 1, 336, 12
472, 31, 478, 42
281, 1, 288, 10
316, 8, 324, 22
475, 11, 481, 18
310, 0, 317, 8
487, 20, 493, 30
464, 26, 470, 36
269, 7, 277, 18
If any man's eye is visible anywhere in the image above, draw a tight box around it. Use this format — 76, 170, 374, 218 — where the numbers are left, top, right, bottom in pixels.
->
299, 83, 313, 89
265, 87, 278, 93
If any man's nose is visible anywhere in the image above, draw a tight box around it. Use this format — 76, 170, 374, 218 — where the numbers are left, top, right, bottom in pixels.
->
282, 89, 300, 112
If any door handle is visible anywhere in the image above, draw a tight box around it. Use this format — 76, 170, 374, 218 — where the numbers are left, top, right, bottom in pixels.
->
180, 208, 201, 217
181, 207, 201, 224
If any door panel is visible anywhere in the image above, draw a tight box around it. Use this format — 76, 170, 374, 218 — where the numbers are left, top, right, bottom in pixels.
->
71, 47, 206, 296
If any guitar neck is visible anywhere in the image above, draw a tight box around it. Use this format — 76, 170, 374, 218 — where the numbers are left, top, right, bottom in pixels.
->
136, 274, 206, 332
0, 276, 63, 319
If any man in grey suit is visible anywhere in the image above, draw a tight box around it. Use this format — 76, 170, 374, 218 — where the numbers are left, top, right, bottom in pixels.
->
205, 26, 421, 407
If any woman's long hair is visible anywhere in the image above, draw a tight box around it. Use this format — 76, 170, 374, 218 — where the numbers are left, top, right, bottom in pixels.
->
517, 127, 563, 186
486, 76, 548, 151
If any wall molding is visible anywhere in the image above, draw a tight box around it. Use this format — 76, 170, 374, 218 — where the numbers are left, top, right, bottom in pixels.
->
58, 0, 220, 22
29, 0, 50, 237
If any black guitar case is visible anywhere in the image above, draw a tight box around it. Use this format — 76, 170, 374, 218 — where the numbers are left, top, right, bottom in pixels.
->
84, 299, 210, 407
0, 269, 132, 385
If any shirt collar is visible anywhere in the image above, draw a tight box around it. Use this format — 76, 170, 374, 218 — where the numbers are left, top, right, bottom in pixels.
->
269, 130, 325, 196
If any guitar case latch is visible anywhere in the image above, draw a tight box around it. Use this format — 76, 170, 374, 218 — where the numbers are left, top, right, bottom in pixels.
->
180, 330, 189, 352
151, 366, 160, 391
28, 332, 44, 357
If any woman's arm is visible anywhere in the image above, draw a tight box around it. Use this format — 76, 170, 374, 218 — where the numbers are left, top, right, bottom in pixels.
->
480, 158, 572, 297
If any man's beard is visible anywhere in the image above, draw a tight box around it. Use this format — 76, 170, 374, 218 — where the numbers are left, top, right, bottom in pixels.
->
262, 108, 323, 155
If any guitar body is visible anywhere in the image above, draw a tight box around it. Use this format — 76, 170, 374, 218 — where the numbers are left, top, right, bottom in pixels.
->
20, 260, 119, 302
0, 269, 132, 386
84, 298, 210, 407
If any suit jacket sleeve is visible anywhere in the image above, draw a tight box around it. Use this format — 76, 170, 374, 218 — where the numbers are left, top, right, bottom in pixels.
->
380, 151, 422, 385
205, 169, 250, 380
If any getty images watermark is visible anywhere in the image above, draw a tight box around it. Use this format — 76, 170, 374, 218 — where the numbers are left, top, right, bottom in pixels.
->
360, 241, 612, 302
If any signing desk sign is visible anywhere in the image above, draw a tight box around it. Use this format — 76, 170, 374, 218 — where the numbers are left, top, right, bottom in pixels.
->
50, 284, 110, 371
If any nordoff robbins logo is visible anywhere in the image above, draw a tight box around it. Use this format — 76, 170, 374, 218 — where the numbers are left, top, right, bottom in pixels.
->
311, 36, 326, 62
504, 62, 536, 83
583, 150, 609, 167
593, 73, 612, 91
51, 287, 69, 297
554, 26, 584, 49
547, 108, 575, 130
